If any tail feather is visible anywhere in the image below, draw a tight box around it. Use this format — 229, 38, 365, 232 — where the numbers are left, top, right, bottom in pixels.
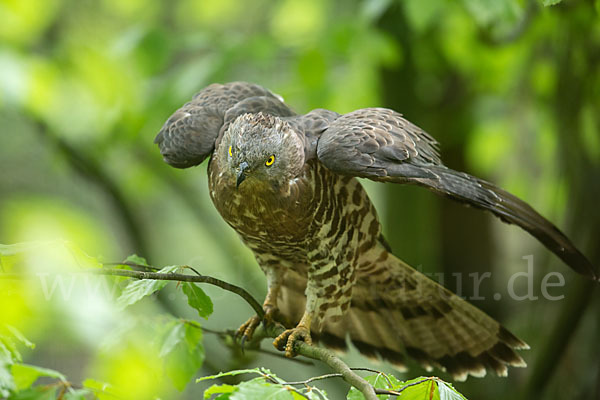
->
410, 165, 598, 281
276, 252, 528, 381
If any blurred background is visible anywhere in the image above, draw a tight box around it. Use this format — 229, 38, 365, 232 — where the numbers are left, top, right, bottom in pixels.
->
1, 0, 599, 399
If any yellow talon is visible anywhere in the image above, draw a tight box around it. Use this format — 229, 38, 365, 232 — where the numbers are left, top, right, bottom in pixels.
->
273, 325, 313, 357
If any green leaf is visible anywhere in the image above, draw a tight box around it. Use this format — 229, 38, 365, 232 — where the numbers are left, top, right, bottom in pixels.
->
6, 326, 35, 350
291, 391, 311, 400
542, 0, 561, 5
0, 363, 16, 397
64, 241, 103, 269
115, 265, 180, 309
231, 379, 294, 400
8, 386, 58, 400
304, 387, 329, 400
83, 378, 112, 390
0, 336, 21, 364
202, 369, 332, 400
346, 373, 400, 400
183, 322, 203, 349
394, 377, 440, 400
0, 327, 38, 396
160, 321, 204, 390
437, 381, 467, 400
159, 322, 185, 358
11, 363, 66, 390
0, 242, 51, 257
183, 282, 213, 319
346, 376, 456, 400
82, 378, 121, 399
63, 389, 94, 399
0, 340, 14, 365
124, 254, 149, 266
204, 383, 237, 399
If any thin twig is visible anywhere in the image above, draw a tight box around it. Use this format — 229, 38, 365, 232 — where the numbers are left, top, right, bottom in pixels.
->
350, 368, 394, 387
282, 373, 343, 386
395, 378, 432, 394
103, 262, 160, 271
95, 268, 265, 319
350, 367, 387, 374
256, 370, 310, 399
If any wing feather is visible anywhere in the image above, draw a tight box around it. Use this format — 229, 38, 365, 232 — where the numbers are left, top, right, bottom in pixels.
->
317, 107, 598, 280
154, 81, 292, 168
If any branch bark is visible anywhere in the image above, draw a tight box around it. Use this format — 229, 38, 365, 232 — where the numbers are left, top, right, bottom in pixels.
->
261, 324, 378, 400
99, 268, 266, 320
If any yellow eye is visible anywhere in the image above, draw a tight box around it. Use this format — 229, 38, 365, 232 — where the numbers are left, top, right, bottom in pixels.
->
228, 145, 233, 157
265, 155, 275, 166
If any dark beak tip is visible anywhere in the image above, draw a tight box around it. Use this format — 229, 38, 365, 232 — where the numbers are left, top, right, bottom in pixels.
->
236, 161, 249, 188
236, 173, 246, 188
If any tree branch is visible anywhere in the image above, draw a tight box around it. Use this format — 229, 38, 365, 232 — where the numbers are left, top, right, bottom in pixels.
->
258, 324, 379, 400
98, 268, 380, 399
1, 267, 384, 399
191, 325, 314, 366
93, 268, 266, 319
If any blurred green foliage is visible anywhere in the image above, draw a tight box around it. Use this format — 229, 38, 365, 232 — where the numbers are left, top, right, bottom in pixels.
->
201, 368, 468, 399
1, 0, 599, 399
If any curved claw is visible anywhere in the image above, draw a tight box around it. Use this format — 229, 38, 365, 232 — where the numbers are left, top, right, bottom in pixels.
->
235, 305, 277, 353
235, 315, 262, 353
273, 325, 313, 358
240, 334, 248, 353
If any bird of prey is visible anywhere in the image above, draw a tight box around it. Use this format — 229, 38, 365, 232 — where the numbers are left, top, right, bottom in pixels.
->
155, 81, 598, 380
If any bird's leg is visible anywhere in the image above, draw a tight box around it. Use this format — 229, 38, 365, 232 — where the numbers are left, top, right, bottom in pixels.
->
236, 286, 279, 341
273, 246, 356, 357
273, 310, 313, 358
236, 267, 282, 343
272, 278, 323, 357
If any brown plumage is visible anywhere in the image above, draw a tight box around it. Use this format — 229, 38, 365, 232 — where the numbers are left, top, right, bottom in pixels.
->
154, 81, 598, 381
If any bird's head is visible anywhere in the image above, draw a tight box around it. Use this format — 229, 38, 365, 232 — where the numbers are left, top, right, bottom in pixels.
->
220, 112, 305, 190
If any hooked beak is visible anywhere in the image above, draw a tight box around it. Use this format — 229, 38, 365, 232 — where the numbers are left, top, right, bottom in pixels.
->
236, 161, 249, 188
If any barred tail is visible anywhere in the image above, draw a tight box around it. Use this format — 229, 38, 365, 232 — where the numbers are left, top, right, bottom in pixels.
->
276, 250, 528, 381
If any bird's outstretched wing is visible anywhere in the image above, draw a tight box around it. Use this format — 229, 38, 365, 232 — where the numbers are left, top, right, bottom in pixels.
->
316, 108, 599, 280
154, 82, 294, 168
